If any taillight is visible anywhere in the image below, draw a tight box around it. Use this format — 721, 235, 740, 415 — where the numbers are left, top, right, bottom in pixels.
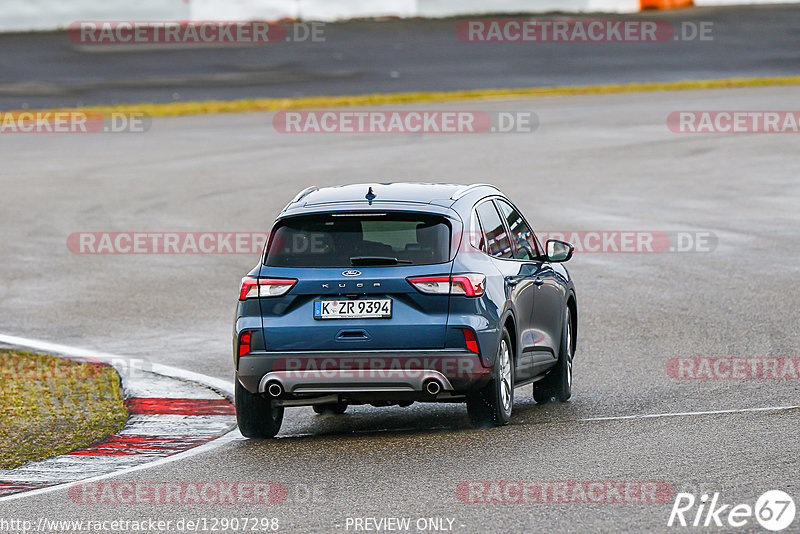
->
407, 274, 486, 297
462, 328, 479, 353
239, 277, 297, 300
239, 331, 251, 356
406, 276, 450, 295
451, 274, 486, 297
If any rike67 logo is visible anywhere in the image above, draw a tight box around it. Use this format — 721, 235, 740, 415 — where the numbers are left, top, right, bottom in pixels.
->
668, 490, 796, 531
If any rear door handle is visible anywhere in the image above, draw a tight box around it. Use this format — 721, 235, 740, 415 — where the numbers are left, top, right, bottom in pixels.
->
505, 276, 520, 287
533, 278, 544, 286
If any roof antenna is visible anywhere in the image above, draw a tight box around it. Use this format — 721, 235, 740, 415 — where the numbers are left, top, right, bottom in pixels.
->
365, 186, 376, 204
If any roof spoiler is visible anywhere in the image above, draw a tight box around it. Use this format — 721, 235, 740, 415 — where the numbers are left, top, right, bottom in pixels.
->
281, 186, 318, 212
450, 183, 500, 201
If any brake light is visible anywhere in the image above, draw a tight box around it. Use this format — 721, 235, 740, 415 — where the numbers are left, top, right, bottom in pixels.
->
239, 331, 251, 356
451, 274, 486, 297
239, 277, 297, 300
462, 329, 479, 353
407, 274, 485, 297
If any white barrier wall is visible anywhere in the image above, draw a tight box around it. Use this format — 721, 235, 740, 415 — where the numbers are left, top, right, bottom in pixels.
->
1, 0, 638, 32
0, 0, 189, 32
2, 0, 796, 32
194, 0, 638, 21
417, 0, 640, 16
192, 0, 418, 21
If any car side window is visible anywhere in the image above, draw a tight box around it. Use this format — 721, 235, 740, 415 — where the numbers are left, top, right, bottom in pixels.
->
470, 210, 487, 253
475, 200, 513, 259
496, 199, 540, 260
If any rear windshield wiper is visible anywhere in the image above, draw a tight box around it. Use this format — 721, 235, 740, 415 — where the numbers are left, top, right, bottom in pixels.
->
350, 256, 412, 266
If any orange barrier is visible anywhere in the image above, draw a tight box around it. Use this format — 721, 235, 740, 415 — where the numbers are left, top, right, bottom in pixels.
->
641, 0, 693, 8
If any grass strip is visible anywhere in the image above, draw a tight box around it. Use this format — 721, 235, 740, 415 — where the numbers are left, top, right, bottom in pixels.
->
0, 350, 128, 469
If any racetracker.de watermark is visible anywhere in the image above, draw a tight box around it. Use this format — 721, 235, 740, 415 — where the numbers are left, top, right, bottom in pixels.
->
65, 230, 717, 254
68, 482, 287, 505
1, 355, 152, 381
537, 231, 717, 254
267, 356, 490, 381
667, 357, 800, 379
668, 111, 800, 133
68, 21, 325, 45
67, 232, 267, 254
457, 19, 713, 42
456, 481, 674, 504
0, 111, 150, 134
273, 110, 538, 134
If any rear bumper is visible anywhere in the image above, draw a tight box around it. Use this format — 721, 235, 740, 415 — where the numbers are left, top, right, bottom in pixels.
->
236, 349, 490, 395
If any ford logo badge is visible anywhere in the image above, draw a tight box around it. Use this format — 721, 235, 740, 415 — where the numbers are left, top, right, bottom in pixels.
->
342, 270, 361, 277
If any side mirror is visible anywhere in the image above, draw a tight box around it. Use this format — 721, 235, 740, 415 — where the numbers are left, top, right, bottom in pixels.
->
546, 239, 574, 262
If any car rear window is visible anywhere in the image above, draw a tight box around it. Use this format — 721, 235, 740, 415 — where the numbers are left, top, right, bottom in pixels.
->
264, 212, 452, 267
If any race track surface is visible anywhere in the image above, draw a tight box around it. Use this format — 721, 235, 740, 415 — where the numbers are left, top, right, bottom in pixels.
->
0, 86, 798, 531
2, 5, 800, 109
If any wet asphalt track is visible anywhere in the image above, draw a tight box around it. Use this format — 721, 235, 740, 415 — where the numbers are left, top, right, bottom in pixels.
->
1, 85, 799, 531
2, 5, 800, 110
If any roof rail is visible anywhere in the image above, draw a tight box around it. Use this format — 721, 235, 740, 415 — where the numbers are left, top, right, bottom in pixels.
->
450, 183, 500, 201
282, 186, 318, 211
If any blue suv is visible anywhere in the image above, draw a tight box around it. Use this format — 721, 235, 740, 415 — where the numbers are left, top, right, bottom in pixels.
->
234, 183, 577, 437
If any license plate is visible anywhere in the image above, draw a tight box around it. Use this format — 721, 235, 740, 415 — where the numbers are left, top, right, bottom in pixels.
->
314, 299, 392, 319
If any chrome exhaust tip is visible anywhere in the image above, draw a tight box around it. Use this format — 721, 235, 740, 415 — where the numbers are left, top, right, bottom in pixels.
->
424, 379, 442, 396
267, 381, 283, 397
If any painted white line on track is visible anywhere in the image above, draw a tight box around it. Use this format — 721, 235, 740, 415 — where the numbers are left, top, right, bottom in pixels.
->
572, 405, 800, 423
0, 334, 233, 398
276, 405, 800, 438
0, 430, 245, 503
0, 333, 242, 504
2, 334, 799, 499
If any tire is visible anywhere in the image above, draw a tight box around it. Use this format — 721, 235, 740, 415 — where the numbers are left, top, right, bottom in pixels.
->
313, 402, 348, 415
235, 380, 284, 438
533, 307, 574, 404
467, 327, 514, 427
